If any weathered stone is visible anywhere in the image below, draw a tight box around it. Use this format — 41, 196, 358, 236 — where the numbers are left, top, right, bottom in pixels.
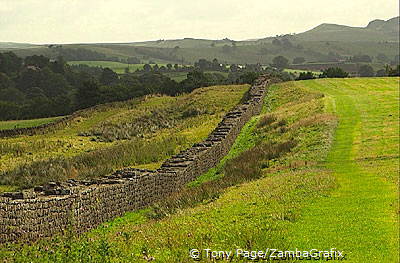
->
0, 76, 272, 244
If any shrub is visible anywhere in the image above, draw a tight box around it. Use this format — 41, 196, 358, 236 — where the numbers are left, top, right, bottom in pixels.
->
319, 67, 349, 78
257, 114, 277, 128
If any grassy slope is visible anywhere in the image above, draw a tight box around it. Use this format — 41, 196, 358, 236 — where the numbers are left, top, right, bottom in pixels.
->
0, 117, 63, 131
0, 78, 397, 263
0, 79, 337, 261
0, 85, 248, 190
286, 78, 399, 262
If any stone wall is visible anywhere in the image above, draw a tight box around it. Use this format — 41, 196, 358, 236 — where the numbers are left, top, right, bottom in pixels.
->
0, 76, 271, 243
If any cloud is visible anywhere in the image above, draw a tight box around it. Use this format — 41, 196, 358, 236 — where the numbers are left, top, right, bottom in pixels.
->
0, 0, 398, 44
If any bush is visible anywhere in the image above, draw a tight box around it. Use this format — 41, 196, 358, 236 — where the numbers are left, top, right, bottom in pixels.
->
257, 114, 277, 128
358, 65, 374, 77
319, 67, 349, 78
297, 72, 316, 80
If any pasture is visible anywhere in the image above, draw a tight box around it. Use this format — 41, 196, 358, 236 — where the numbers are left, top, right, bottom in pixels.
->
0, 78, 398, 263
67, 61, 152, 74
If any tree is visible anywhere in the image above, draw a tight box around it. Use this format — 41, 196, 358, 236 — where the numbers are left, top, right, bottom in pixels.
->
0, 101, 21, 120
143, 64, 152, 72
0, 51, 22, 75
174, 64, 179, 71
292, 57, 305, 64
358, 65, 374, 77
50, 56, 66, 74
0, 73, 13, 90
229, 64, 239, 72
77, 80, 101, 109
271, 56, 289, 69
100, 68, 118, 85
195, 59, 212, 70
238, 72, 260, 84
387, 65, 400, 76
297, 72, 315, 80
42, 69, 70, 97
166, 64, 173, 71
24, 55, 50, 68
320, 67, 349, 78
212, 58, 221, 71
375, 69, 386, 77
0, 87, 25, 103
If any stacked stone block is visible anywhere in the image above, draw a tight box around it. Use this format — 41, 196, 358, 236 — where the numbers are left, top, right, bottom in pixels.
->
0, 76, 271, 243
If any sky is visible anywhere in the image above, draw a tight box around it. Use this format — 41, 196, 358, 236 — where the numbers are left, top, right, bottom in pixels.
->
0, 0, 398, 44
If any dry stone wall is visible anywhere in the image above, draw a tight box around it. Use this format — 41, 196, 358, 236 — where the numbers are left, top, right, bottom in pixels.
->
0, 76, 272, 243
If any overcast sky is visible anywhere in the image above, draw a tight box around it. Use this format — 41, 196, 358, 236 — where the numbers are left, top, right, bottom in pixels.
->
0, 0, 398, 44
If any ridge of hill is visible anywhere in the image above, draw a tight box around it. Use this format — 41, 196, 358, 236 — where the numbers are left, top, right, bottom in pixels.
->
295, 16, 399, 42
0, 17, 398, 65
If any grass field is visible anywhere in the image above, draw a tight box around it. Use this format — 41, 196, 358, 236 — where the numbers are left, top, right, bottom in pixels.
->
67, 61, 154, 74
284, 68, 321, 76
0, 116, 63, 131
0, 85, 249, 191
0, 78, 398, 262
286, 78, 399, 262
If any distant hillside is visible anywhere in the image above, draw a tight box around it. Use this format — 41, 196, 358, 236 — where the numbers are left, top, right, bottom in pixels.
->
294, 17, 399, 42
0, 42, 39, 49
1, 17, 398, 65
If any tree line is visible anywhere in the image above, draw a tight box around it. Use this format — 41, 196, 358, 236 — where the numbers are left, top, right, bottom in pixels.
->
0, 52, 289, 121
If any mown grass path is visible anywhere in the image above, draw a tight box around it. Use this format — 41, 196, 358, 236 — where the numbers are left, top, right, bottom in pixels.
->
287, 78, 399, 262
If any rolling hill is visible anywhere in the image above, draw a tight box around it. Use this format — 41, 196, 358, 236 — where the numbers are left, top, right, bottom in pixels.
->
0, 17, 398, 65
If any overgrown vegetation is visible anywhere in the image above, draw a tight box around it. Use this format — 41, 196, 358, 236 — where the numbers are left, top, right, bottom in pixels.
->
0, 78, 341, 262
0, 85, 248, 190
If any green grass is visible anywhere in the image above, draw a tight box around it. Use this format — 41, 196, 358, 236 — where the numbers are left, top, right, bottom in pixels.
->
0, 116, 64, 131
285, 78, 399, 262
67, 61, 151, 74
0, 85, 249, 191
162, 72, 188, 82
0, 78, 397, 263
188, 116, 261, 187
0, 78, 338, 261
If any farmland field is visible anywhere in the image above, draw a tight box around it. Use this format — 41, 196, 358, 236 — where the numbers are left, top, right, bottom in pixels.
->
0, 78, 398, 263
67, 61, 152, 74
0, 116, 63, 131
